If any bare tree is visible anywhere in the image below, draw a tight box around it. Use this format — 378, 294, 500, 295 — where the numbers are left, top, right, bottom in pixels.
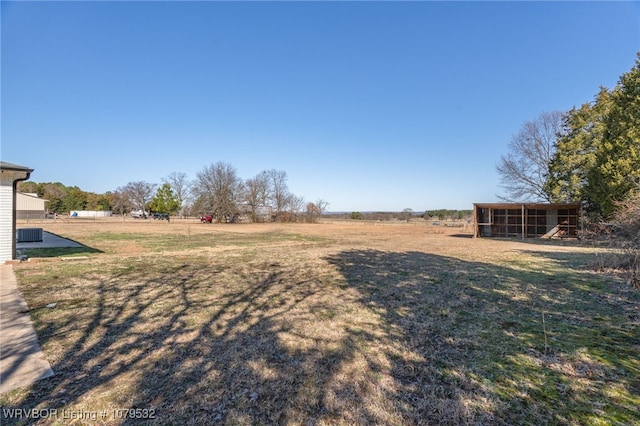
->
610, 185, 640, 288
306, 199, 329, 223
287, 194, 306, 222
266, 169, 291, 221
244, 171, 270, 222
400, 208, 414, 222
111, 186, 133, 216
496, 111, 564, 202
306, 202, 320, 223
193, 162, 244, 223
163, 172, 191, 217
123, 181, 157, 213
315, 199, 329, 217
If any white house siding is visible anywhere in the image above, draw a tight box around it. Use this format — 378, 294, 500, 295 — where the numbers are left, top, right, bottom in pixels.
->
0, 177, 15, 261
1, 162, 33, 261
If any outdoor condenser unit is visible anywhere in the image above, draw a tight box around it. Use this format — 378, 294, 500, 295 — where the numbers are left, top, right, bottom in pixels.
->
17, 228, 43, 243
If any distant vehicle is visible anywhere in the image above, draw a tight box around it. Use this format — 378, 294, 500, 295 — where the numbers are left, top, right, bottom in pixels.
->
152, 213, 169, 220
200, 215, 213, 223
131, 210, 147, 219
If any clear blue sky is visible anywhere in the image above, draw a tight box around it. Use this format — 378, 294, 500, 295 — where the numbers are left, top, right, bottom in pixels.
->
2, 1, 638, 212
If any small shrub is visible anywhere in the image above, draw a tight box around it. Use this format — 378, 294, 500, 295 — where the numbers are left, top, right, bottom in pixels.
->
605, 188, 640, 288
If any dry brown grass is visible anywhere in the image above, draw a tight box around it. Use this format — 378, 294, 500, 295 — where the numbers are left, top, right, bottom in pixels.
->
2, 219, 639, 425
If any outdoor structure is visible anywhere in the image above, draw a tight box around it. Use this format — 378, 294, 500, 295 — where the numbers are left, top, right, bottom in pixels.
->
17, 192, 47, 220
473, 203, 581, 239
69, 210, 113, 218
1, 161, 33, 261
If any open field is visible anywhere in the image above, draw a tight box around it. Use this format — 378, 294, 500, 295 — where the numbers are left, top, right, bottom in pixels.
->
2, 219, 639, 425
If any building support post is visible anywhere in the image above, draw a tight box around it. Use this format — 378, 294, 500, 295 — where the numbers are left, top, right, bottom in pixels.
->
473, 204, 478, 238
521, 204, 526, 240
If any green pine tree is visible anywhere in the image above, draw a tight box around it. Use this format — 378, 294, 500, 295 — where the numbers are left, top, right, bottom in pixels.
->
545, 88, 612, 204
546, 54, 640, 218
586, 58, 640, 217
150, 183, 181, 214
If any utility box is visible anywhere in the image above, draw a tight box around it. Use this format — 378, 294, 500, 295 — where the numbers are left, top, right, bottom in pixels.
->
17, 228, 43, 243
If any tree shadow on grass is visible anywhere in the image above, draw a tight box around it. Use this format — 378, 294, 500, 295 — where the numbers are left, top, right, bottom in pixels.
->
2, 258, 381, 424
324, 249, 640, 424
2, 249, 638, 425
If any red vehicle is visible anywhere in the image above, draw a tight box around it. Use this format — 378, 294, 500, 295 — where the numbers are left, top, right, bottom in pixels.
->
200, 215, 213, 223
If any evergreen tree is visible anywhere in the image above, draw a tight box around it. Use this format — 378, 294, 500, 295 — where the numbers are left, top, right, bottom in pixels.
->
586, 58, 640, 217
545, 88, 612, 204
150, 183, 181, 214
546, 55, 640, 218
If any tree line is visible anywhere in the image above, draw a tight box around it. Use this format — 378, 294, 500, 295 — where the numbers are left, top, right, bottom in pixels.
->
497, 54, 639, 220
17, 181, 112, 213
18, 162, 329, 223
333, 209, 472, 222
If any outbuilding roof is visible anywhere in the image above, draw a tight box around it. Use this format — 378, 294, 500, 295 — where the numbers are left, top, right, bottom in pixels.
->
473, 202, 581, 210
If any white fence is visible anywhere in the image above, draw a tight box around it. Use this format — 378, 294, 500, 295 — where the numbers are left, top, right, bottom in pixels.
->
70, 210, 113, 218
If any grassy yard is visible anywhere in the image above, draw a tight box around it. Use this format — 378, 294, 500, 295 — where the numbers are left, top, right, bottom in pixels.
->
2, 220, 639, 425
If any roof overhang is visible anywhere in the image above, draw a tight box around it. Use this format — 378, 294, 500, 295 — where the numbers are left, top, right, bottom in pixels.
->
473, 203, 581, 210
1, 161, 33, 182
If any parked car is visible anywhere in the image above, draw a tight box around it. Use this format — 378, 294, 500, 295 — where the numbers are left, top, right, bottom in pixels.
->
152, 213, 169, 220
200, 215, 213, 223
131, 210, 147, 219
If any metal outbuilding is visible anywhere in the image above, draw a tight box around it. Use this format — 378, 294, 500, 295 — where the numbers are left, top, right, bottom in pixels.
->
17, 192, 48, 220
473, 203, 581, 239
1, 161, 34, 261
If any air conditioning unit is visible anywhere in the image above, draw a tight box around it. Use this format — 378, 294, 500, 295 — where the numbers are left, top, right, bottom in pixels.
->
17, 228, 43, 243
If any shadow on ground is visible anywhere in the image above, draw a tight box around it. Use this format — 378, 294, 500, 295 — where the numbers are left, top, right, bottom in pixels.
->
18, 232, 102, 258
2, 248, 638, 425
20, 246, 103, 258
